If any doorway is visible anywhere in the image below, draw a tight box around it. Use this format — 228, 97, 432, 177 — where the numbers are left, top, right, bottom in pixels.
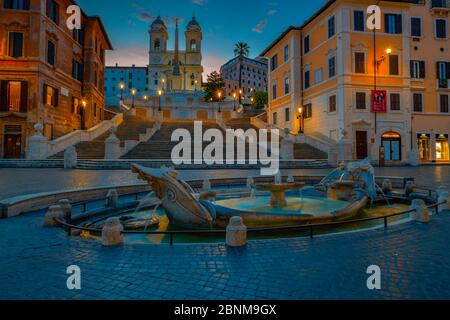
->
382, 132, 402, 161
4, 134, 22, 158
356, 131, 368, 159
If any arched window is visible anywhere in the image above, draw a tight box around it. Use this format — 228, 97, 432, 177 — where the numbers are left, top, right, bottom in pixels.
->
154, 39, 161, 51
190, 39, 197, 51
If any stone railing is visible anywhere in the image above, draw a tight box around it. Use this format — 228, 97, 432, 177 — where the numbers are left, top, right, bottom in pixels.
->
27, 113, 124, 160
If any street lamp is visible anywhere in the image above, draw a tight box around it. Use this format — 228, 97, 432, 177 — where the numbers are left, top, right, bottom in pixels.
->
217, 91, 222, 113
119, 83, 125, 101
131, 89, 136, 108
158, 89, 163, 112
194, 79, 198, 92
233, 92, 237, 111
297, 107, 304, 134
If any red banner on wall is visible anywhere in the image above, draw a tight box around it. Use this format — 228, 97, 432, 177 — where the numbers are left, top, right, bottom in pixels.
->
372, 90, 387, 113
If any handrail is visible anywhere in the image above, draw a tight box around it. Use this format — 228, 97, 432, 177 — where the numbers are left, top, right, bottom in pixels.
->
55, 199, 448, 245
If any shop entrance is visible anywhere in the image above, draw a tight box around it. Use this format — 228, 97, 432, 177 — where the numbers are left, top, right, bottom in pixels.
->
436, 134, 449, 161
382, 132, 401, 161
418, 133, 431, 161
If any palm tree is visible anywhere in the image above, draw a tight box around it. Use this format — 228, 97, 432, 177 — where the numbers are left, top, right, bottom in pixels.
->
234, 42, 250, 57
234, 43, 250, 104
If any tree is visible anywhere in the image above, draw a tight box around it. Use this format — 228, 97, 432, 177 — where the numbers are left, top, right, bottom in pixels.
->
252, 91, 268, 110
234, 42, 250, 57
204, 71, 225, 102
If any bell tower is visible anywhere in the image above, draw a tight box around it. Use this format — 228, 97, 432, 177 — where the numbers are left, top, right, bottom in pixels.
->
185, 16, 202, 65
149, 16, 168, 66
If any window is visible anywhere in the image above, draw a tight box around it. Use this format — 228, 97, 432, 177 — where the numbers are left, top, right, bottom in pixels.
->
46, 0, 59, 24
390, 93, 401, 111
190, 39, 197, 51
315, 68, 323, 84
72, 60, 83, 81
285, 108, 290, 122
3, 0, 30, 10
354, 52, 365, 74
0, 80, 28, 112
304, 36, 310, 54
437, 61, 449, 88
410, 60, 425, 79
304, 103, 312, 119
441, 95, 449, 113
413, 93, 423, 112
329, 95, 336, 112
273, 112, 278, 125
73, 29, 84, 45
328, 56, 336, 78
284, 45, 289, 62
8, 32, 23, 58
328, 16, 335, 38
304, 70, 310, 89
94, 103, 97, 117
436, 19, 447, 39
354, 10, 364, 31
389, 55, 399, 75
47, 41, 55, 66
385, 14, 402, 34
411, 17, 422, 37
356, 92, 366, 110
43, 84, 58, 107
284, 77, 290, 95
271, 54, 278, 71
272, 83, 277, 100
71, 97, 80, 114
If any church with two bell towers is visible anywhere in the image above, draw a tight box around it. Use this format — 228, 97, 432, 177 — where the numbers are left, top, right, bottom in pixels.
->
148, 16, 203, 93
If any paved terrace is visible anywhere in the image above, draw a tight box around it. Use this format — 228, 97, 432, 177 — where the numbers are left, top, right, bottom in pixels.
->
0, 207, 449, 300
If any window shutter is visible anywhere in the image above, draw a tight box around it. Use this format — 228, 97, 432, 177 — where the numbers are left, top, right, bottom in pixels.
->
419, 61, 425, 78
437, 62, 440, 79
0, 81, 8, 112
54, 88, 59, 107
410, 61, 414, 78
396, 15, 402, 34
384, 14, 389, 33
24, 0, 30, 10
54, 2, 60, 25
43, 84, 47, 104
447, 62, 450, 80
20, 81, 28, 113
46, 0, 51, 17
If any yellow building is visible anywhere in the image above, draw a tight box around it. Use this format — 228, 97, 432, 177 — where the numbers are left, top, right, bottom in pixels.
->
262, 0, 449, 164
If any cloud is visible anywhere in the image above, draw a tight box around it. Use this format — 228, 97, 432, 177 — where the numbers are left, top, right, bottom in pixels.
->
106, 46, 148, 67
252, 20, 268, 34
267, 9, 277, 16
192, 0, 207, 5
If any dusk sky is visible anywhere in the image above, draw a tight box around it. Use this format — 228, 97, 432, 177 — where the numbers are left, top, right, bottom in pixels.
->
77, 0, 327, 77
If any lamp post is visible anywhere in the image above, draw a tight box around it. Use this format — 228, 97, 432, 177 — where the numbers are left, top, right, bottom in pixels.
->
131, 89, 136, 108
119, 83, 125, 101
81, 100, 87, 130
217, 91, 222, 113
195, 79, 198, 92
158, 89, 163, 112
233, 92, 237, 111
297, 107, 304, 134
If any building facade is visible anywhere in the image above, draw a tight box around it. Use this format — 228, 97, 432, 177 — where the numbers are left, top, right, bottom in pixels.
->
220, 56, 268, 98
262, 0, 449, 164
0, 0, 112, 158
104, 65, 148, 106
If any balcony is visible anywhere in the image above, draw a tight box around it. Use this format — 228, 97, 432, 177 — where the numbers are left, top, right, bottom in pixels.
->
438, 78, 449, 89
431, 0, 450, 10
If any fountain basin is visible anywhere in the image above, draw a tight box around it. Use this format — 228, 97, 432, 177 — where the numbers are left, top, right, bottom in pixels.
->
256, 182, 305, 208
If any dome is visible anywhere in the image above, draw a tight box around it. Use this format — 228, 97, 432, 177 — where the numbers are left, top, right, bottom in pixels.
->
186, 17, 201, 32
151, 16, 167, 31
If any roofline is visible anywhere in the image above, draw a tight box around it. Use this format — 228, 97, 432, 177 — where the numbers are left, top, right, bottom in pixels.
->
106, 66, 148, 69
260, 0, 414, 57
69, 0, 113, 50
260, 26, 301, 57
222, 55, 268, 68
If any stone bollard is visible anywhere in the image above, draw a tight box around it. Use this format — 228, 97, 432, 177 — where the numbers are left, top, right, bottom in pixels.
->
410, 199, 431, 223
438, 191, 449, 213
64, 146, 77, 169
405, 181, 416, 197
101, 217, 124, 246
44, 205, 65, 227
382, 179, 393, 194
57, 199, 72, 221
437, 186, 449, 197
106, 189, 119, 208
226, 216, 247, 247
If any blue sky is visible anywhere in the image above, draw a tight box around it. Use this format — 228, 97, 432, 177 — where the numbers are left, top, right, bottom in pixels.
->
77, 0, 327, 76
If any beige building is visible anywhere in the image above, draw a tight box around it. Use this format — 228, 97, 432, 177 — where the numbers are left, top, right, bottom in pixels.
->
262, 0, 449, 164
0, 0, 112, 158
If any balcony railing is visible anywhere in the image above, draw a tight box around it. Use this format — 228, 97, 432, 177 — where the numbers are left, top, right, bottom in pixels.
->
432, 0, 450, 9
439, 78, 449, 89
